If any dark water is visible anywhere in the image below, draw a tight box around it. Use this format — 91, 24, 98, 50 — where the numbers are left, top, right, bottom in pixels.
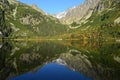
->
0, 40, 120, 80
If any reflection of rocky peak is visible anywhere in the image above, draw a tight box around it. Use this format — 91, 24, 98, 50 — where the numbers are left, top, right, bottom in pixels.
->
60, 50, 93, 74
19, 53, 41, 63
52, 58, 67, 66
59, 49, 119, 80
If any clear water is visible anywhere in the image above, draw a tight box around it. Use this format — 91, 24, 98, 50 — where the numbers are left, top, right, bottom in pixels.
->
0, 40, 120, 80
10, 63, 91, 80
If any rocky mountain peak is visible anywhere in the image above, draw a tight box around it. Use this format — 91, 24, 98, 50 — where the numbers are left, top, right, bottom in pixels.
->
54, 0, 100, 24
30, 4, 47, 15
31, 4, 38, 10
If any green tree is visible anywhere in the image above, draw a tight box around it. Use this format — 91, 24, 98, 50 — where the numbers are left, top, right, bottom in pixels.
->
0, 0, 12, 38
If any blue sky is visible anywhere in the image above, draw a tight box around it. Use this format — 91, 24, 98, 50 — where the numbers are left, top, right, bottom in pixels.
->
17, 0, 84, 14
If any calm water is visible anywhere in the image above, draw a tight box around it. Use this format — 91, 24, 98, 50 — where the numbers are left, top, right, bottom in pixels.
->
0, 40, 120, 80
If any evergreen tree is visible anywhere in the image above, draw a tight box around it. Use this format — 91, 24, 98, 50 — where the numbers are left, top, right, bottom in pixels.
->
0, 0, 11, 38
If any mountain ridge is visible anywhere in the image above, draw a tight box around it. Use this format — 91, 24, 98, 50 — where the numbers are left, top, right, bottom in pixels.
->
54, 0, 100, 24
0, 0, 119, 40
0, 0, 68, 38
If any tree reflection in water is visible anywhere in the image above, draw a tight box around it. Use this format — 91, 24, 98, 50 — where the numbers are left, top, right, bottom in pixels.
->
0, 40, 119, 80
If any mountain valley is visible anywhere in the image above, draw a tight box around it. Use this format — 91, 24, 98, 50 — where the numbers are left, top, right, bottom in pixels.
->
0, 0, 120, 40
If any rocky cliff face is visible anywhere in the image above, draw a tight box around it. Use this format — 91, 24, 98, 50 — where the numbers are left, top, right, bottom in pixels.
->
55, 0, 120, 25
93, 0, 120, 12
54, 0, 100, 24
54, 0, 120, 40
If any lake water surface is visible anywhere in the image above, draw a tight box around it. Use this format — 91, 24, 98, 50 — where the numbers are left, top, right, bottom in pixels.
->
0, 40, 120, 80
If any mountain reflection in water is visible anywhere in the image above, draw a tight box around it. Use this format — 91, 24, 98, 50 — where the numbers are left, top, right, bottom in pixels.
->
0, 40, 120, 80
10, 63, 91, 80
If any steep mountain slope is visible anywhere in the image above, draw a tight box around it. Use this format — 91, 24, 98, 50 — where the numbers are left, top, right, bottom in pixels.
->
1, 0, 119, 40
54, 0, 100, 24
78, 0, 120, 39
0, 0, 12, 38
81, 0, 120, 27
1, 0, 68, 38
61, 0, 120, 40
